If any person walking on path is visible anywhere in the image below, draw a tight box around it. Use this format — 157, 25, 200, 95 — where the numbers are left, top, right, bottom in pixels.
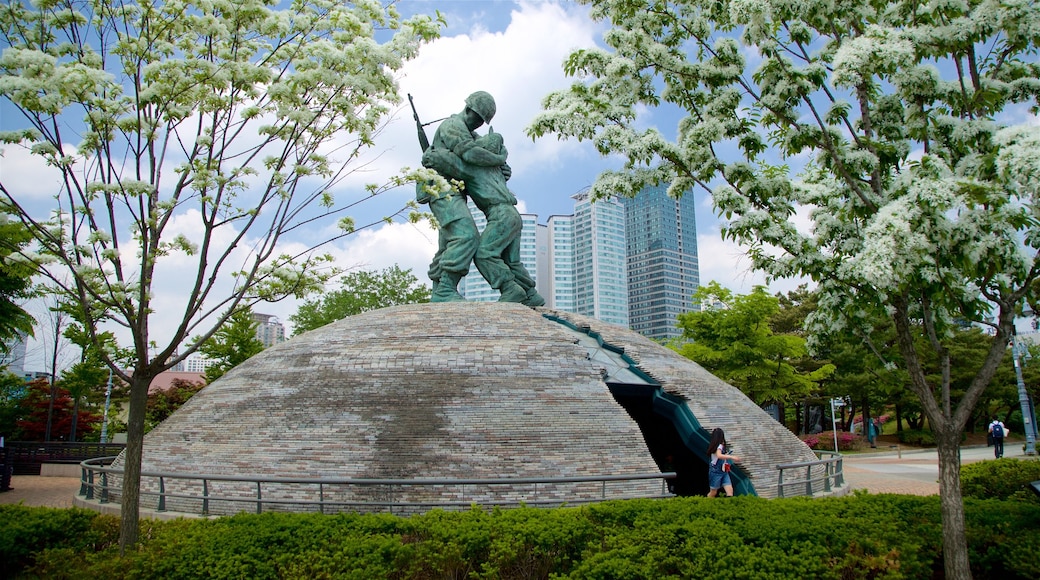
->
988, 417, 1009, 458
867, 417, 879, 448
706, 427, 741, 498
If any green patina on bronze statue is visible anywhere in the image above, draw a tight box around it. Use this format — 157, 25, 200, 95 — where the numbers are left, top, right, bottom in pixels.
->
412, 91, 545, 306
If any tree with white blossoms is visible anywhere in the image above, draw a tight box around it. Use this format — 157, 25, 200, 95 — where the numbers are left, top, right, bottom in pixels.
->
528, 1, 1039, 577
0, 0, 442, 550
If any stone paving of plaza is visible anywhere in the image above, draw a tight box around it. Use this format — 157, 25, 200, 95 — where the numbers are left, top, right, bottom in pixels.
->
2, 442, 1031, 509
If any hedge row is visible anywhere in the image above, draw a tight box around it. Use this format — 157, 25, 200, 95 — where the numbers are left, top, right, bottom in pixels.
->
4, 491, 1039, 580
961, 456, 1040, 504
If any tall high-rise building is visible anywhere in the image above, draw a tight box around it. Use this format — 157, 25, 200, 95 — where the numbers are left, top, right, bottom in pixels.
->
571, 189, 628, 326
621, 184, 700, 340
542, 215, 576, 312
451, 184, 698, 338
0, 330, 28, 374
459, 201, 540, 303
252, 313, 286, 348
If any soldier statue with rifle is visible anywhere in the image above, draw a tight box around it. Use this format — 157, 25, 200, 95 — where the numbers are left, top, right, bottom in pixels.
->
410, 94, 479, 302
410, 91, 545, 306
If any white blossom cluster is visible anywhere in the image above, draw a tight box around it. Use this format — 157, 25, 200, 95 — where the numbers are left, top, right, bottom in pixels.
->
0, 0, 442, 378
529, 0, 1040, 353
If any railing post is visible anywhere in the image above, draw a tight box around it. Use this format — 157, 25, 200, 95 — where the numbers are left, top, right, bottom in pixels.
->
158, 477, 166, 511
100, 472, 109, 504
319, 483, 325, 515
777, 469, 785, 498
85, 467, 95, 500
823, 462, 832, 492
256, 482, 262, 514
805, 466, 813, 496
80, 465, 89, 496
202, 480, 209, 515
836, 457, 844, 487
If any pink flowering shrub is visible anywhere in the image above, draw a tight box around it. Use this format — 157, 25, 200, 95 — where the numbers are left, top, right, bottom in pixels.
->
801, 434, 820, 449
800, 431, 864, 451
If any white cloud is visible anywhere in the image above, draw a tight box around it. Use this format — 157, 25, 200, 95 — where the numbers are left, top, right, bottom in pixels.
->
338, 1, 602, 191
5, 0, 816, 370
328, 220, 438, 278
697, 228, 768, 292
0, 144, 77, 205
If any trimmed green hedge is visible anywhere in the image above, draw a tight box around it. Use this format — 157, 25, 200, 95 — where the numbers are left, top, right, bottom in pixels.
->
896, 429, 936, 446
4, 494, 1039, 579
961, 457, 1040, 504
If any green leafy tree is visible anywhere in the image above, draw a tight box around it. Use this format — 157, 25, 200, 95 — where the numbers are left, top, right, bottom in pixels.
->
0, 0, 441, 550
529, 2, 1039, 575
0, 370, 29, 439
0, 207, 36, 349
770, 286, 843, 431
145, 378, 205, 432
971, 333, 1040, 432
674, 282, 834, 408
290, 266, 431, 335
60, 321, 121, 442
60, 305, 131, 442
58, 362, 107, 442
195, 308, 264, 383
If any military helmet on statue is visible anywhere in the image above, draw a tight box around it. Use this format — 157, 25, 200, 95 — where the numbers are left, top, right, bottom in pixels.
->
464, 91, 496, 124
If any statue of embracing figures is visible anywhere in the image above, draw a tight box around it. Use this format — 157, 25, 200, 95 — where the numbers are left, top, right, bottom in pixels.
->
417, 91, 545, 307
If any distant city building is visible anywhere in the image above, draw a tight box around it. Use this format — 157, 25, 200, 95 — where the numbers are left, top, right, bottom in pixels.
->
622, 184, 700, 340
452, 184, 700, 337
169, 312, 282, 374
571, 189, 629, 326
459, 201, 541, 303
0, 330, 28, 374
542, 215, 576, 312
252, 312, 286, 348
172, 354, 216, 374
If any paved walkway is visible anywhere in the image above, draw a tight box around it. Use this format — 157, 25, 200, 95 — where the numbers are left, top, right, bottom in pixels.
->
842, 442, 1032, 495
0, 443, 1032, 509
0, 474, 81, 508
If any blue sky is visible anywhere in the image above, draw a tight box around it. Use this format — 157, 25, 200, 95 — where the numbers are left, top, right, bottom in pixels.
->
344, 0, 776, 294
0, 0, 850, 367
5, 0, 1038, 371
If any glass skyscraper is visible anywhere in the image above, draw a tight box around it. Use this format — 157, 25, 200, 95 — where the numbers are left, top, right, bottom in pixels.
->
570, 189, 629, 326
456, 184, 698, 338
621, 184, 700, 340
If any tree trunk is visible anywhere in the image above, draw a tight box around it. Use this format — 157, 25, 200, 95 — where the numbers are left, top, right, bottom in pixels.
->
895, 404, 903, 433
936, 426, 972, 579
69, 398, 79, 442
118, 373, 152, 553
44, 380, 56, 442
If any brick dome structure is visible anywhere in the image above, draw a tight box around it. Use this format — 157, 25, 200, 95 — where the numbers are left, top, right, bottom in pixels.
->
110, 302, 823, 515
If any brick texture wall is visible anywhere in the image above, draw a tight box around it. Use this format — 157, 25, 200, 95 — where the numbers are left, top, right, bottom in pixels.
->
110, 302, 821, 514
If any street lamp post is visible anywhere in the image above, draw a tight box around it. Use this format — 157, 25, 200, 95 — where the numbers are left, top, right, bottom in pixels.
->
1012, 337, 1037, 456
100, 367, 113, 444
830, 397, 845, 452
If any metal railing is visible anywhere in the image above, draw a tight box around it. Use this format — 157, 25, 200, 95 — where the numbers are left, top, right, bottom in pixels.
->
79, 457, 676, 516
4, 442, 126, 476
774, 451, 844, 498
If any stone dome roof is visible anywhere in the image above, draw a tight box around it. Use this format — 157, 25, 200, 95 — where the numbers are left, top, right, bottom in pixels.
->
122, 303, 820, 514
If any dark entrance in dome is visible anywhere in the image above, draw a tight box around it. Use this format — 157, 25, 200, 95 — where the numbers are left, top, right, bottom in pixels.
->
609, 383, 755, 497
